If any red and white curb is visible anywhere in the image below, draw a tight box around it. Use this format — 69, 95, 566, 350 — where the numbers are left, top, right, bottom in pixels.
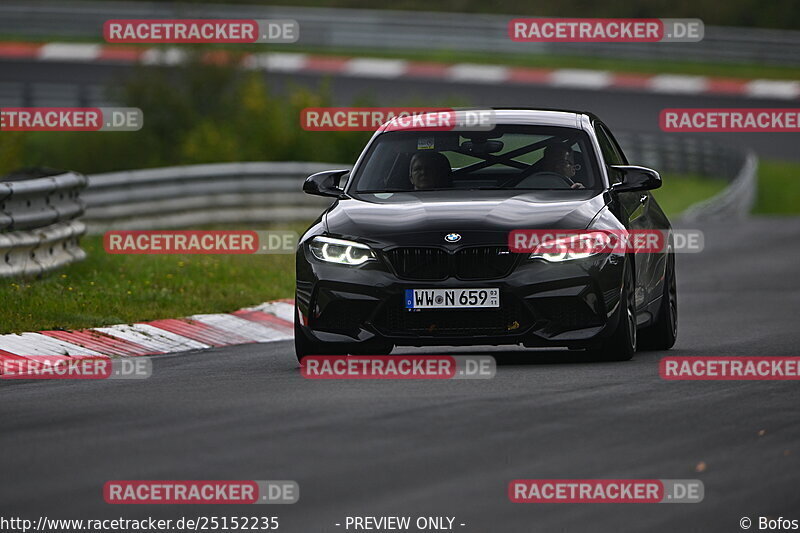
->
0, 41, 798, 100
0, 299, 296, 372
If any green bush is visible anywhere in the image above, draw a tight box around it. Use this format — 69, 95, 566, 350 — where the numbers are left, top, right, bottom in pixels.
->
753, 160, 800, 215
0, 56, 374, 175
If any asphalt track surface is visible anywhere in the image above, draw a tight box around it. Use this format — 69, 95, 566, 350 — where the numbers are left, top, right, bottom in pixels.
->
3, 57, 800, 531
2, 217, 800, 532
1, 59, 800, 161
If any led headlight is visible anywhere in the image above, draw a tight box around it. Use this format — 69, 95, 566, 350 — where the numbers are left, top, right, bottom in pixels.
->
529, 231, 614, 262
309, 236, 376, 265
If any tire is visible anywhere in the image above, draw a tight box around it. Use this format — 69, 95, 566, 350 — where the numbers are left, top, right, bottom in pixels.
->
638, 252, 677, 351
294, 312, 393, 363
348, 342, 394, 356
294, 312, 343, 363
588, 259, 637, 362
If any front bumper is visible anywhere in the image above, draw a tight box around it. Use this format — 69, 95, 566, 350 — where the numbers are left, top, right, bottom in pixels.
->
296, 247, 626, 349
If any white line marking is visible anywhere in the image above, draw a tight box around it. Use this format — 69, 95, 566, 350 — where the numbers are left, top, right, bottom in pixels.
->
140, 47, 187, 66
0, 333, 102, 356
649, 74, 709, 94
448, 63, 509, 83
96, 324, 208, 353
39, 43, 101, 62
745, 79, 800, 100
550, 69, 612, 89
191, 314, 292, 342
344, 58, 408, 78
246, 52, 308, 72
249, 302, 295, 324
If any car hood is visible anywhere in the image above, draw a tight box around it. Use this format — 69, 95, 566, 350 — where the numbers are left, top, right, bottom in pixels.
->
325, 190, 609, 247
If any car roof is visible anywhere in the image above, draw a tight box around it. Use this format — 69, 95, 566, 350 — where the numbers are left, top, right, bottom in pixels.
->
377, 108, 597, 132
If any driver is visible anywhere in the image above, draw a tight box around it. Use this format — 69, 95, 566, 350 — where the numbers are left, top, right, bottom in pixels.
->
409, 152, 452, 190
541, 145, 586, 189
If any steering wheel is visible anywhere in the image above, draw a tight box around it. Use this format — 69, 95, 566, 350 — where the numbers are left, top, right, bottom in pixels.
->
512, 171, 577, 189
536, 172, 576, 186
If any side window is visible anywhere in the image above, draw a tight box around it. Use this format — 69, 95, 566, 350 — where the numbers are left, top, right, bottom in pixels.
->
594, 123, 626, 184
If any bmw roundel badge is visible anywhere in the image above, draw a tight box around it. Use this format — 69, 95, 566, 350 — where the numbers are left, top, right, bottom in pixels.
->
445, 233, 461, 243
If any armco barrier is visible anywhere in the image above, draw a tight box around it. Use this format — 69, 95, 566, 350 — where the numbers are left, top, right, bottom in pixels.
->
681, 152, 758, 221
615, 133, 757, 220
0, 171, 87, 277
0, 171, 85, 231
81, 162, 342, 234
0, 220, 86, 278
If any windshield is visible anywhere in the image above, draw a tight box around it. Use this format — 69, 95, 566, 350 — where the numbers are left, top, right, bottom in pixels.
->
350, 125, 602, 194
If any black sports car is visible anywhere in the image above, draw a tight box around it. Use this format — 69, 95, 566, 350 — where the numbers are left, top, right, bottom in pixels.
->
294, 109, 677, 362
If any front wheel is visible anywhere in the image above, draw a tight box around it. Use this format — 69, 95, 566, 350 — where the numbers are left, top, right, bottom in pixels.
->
638, 252, 677, 351
294, 313, 345, 363
294, 312, 393, 363
587, 259, 637, 362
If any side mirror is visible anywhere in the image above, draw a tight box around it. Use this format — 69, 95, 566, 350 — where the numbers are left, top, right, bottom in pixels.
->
303, 169, 350, 198
609, 165, 662, 192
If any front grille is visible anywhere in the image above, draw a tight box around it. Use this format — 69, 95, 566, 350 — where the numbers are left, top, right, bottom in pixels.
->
456, 246, 517, 279
384, 248, 449, 280
376, 295, 531, 336
384, 246, 517, 281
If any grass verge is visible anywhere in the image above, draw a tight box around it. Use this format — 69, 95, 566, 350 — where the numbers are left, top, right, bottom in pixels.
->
0, 223, 306, 334
753, 159, 800, 214
654, 173, 728, 216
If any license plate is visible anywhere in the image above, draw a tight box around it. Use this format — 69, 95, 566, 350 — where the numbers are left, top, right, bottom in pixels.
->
405, 288, 500, 309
